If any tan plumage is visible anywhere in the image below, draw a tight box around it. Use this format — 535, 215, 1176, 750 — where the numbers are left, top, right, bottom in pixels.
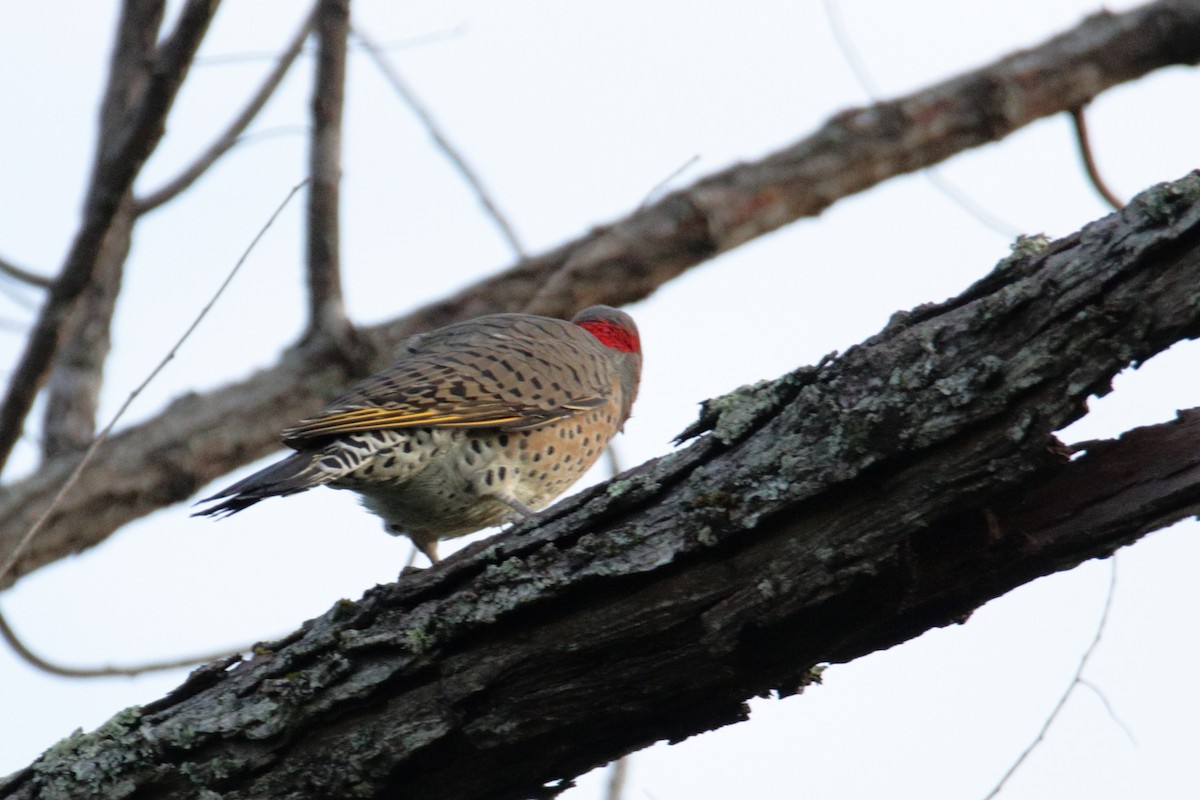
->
195, 306, 641, 562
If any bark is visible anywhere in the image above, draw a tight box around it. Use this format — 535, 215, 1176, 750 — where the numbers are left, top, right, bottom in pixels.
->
3, 0, 1199, 588
40, 198, 135, 459
2, 172, 1199, 800
304, 0, 352, 345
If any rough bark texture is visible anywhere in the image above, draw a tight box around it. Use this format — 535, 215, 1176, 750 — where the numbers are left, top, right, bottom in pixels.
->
2, 172, 1198, 800
2, 0, 1198, 588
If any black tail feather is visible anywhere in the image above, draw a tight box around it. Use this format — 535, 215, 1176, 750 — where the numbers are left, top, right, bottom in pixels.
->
193, 451, 325, 518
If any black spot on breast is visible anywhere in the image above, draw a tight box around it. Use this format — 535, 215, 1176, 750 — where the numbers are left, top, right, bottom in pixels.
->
498, 434, 509, 447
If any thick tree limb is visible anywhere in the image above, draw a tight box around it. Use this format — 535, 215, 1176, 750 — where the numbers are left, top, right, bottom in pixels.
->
3, 172, 1199, 800
0, 0, 221, 477
2, 0, 1198, 586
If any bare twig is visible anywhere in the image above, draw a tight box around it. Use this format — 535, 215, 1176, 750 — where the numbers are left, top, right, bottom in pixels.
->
639, 155, 701, 209
0, 180, 307, 588
981, 559, 1121, 800
1069, 106, 1124, 211
821, 0, 1019, 238
0, 255, 52, 289
305, 0, 352, 342
0, 0, 221, 479
352, 25, 526, 258
605, 757, 629, 800
135, 5, 317, 214
196, 23, 466, 66
0, 605, 258, 679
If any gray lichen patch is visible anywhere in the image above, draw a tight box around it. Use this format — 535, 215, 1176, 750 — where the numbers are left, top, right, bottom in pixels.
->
32, 706, 151, 797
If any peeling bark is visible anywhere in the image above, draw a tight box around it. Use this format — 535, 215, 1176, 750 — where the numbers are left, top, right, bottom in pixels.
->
3, 172, 1199, 800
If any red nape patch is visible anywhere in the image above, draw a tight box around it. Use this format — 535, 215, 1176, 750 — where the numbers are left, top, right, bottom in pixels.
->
575, 319, 640, 353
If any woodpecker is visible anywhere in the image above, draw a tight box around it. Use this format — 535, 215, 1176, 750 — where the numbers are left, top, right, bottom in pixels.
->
196, 305, 642, 563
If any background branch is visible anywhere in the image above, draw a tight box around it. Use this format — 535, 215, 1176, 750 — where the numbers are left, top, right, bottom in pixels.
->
352, 25, 526, 258
1, 0, 1197, 586
304, 0, 353, 345
0, 256, 52, 290
1070, 105, 1125, 211
134, 5, 317, 215
0, 0, 221, 478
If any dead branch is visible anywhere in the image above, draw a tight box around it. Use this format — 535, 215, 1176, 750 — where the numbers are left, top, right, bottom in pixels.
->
304, 0, 353, 344
352, 25, 527, 257
1, 1, 1198, 586
3, 172, 1200, 800
134, 5, 317, 214
0, 0, 222, 477
1070, 105, 1125, 210
0, 256, 52, 290
0, 607, 255, 679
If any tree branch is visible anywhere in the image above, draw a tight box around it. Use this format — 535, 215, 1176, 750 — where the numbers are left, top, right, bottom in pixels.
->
352, 25, 527, 258
0, 255, 52, 290
133, 5, 317, 215
303, 0, 353, 344
0, 0, 221, 478
3, 172, 1200, 800
1070, 105, 1125, 211
2, 0, 1197, 585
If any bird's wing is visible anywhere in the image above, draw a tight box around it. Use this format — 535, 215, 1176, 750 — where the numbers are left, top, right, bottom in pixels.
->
281, 396, 607, 443
279, 350, 609, 443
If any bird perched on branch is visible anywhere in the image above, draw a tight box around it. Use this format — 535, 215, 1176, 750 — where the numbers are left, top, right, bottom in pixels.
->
195, 306, 642, 563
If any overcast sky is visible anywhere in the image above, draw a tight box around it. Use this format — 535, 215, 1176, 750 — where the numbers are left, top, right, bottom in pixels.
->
1, 1, 1198, 797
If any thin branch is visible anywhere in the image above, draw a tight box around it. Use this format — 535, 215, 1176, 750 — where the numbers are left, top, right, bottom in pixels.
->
639, 155, 701, 209
821, 0, 1020, 238
605, 757, 630, 800
1069, 106, 1124, 211
1078, 678, 1137, 744
195, 23, 466, 66
0, 254, 52, 289
923, 169, 1023, 238
0, 0, 221, 479
981, 559, 1119, 800
0, 180, 307, 588
304, 0, 352, 342
352, 25, 526, 258
0, 606, 258, 679
135, 5, 317, 214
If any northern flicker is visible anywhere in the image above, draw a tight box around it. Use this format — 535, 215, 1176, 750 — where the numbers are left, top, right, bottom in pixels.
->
195, 305, 641, 563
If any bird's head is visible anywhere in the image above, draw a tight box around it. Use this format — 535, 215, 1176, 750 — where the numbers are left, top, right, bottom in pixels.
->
571, 305, 642, 426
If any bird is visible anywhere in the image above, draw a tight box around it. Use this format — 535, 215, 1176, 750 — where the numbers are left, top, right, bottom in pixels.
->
194, 305, 642, 563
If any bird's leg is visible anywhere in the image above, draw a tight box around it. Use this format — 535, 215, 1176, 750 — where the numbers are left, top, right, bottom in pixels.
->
493, 495, 537, 529
411, 535, 439, 565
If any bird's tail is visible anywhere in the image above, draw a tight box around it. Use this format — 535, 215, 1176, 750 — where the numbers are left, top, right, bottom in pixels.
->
193, 451, 327, 518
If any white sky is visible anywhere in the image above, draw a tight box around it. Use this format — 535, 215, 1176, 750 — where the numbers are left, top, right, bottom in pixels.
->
1, 1, 1198, 798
